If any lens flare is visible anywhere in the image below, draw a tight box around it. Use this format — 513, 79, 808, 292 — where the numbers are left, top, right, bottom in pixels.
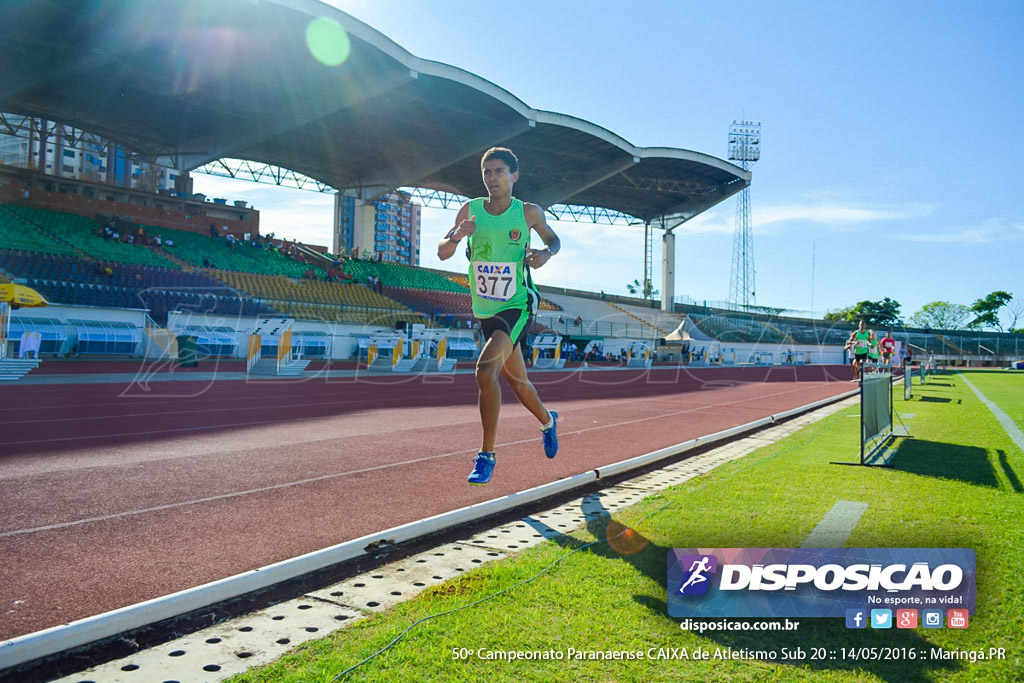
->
606, 519, 649, 556
305, 16, 350, 67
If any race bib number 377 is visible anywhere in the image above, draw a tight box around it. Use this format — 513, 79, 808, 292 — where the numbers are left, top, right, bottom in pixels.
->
473, 261, 516, 301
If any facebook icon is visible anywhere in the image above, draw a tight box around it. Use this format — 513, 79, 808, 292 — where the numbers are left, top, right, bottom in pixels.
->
845, 609, 867, 629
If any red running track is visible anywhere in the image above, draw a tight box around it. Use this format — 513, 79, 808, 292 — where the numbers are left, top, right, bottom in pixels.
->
0, 365, 852, 640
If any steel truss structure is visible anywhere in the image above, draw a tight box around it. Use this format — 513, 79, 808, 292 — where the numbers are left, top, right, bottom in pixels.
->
196, 158, 335, 194
0, 112, 139, 168
728, 120, 761, 308
195, 159, 646, 226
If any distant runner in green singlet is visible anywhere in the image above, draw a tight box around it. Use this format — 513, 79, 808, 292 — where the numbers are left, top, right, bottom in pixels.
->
845, 320, 872, 382
867, 333, 880, 367
437, 147, 562, 486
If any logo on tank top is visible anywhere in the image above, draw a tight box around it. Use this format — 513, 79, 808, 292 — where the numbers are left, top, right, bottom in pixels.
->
473, 239, 493, 261
509, 228, 521, 242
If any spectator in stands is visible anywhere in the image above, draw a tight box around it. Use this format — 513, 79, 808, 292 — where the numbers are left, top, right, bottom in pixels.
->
203, 257, 212, 268
164, 237, 174, 248
574, 315, 583, 327
154, 234, 162, 249
437, 146, 561, 486
304, 267, 316, 280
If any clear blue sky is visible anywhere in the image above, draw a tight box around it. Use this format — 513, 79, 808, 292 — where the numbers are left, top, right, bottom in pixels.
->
194, 0, 1023, 326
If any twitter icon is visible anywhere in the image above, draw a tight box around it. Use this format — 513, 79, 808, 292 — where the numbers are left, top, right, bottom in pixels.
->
871, 609, 892, 629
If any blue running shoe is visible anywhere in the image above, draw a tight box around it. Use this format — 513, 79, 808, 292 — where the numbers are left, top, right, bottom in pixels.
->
541, 411, 559, 458
468, 452, 496, 485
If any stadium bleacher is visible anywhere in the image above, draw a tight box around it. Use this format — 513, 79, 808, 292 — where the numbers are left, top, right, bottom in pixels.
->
687, 313, 789, 344
611, 301, 688, 336
213, 270, 424, 326
344, 259, 467, 292
137, 222, 325, 278
0, 205, 80, 257
536, 292, 661, 338
0, 249, 277, 324
3, 204, 178, 269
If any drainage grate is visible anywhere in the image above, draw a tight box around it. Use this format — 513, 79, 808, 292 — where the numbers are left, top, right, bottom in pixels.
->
60, 597, 362, 683
306, 543, 507, 612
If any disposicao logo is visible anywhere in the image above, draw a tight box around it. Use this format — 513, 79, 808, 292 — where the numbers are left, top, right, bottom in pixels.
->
676, 554, 718, 596
667, 548, 975, 619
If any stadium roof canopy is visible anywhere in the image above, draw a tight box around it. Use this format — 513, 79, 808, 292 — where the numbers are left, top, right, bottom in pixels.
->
0, 0, 749, 227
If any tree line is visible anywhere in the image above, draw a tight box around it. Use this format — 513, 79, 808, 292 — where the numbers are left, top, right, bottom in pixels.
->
824, 291, 1021, 332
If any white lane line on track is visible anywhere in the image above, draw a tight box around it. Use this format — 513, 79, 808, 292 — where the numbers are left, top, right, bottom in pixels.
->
0, 390, 483, 425
0, 381, 707, 419
0, 385, 836, 537
0, 383, 473, 412
0, 380, 826, 445
0, 381, 783, 425
0, 446, 473, 538
0, 368, 823, 414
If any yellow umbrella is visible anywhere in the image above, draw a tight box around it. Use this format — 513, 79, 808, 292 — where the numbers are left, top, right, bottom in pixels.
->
0, 283, 49, 309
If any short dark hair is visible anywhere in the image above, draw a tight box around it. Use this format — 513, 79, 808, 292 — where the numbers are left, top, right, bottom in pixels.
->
481, 147, 518, 173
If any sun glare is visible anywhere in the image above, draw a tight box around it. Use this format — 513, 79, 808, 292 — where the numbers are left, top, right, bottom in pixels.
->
305, 16, 351, 67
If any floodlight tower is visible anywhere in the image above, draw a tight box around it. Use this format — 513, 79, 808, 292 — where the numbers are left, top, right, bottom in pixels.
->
728, 120, 760, 308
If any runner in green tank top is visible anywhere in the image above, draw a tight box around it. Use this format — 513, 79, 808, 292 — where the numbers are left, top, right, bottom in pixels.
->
867, 333, 880, 367
845, 320, 872, 382
437, 147, 562, 486
464, 195, 533, 321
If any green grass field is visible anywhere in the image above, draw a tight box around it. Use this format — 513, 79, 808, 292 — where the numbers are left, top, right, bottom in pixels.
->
230, 370, 1023, 683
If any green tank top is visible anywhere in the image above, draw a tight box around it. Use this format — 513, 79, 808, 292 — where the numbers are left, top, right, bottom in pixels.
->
867, 337, 879, 359
467, 197, 534, 318
853, 330, 871, 354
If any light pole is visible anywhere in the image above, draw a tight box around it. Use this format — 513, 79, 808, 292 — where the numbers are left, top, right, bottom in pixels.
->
728, 120, 760, 309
